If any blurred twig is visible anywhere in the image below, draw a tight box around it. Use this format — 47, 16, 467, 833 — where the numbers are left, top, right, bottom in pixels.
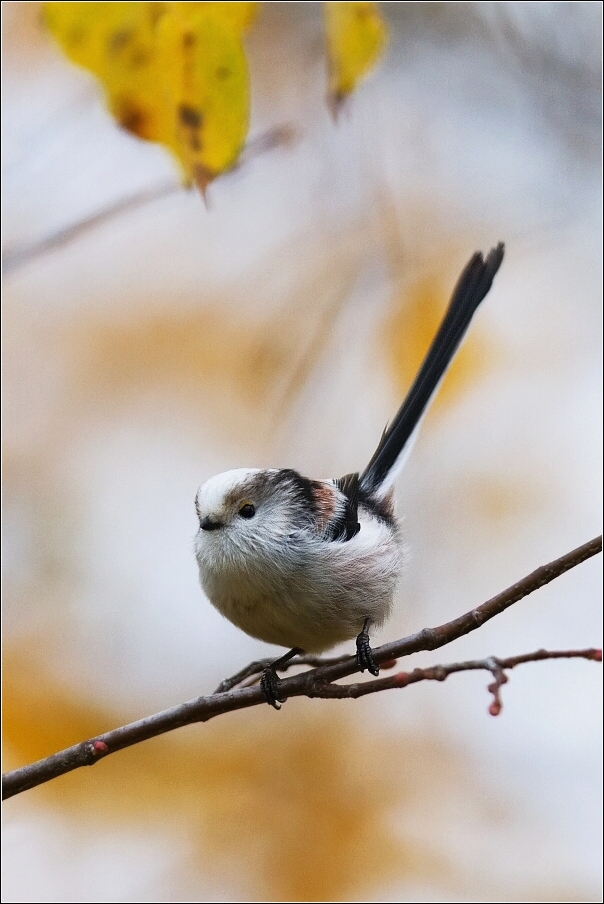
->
2, 125, 297, 276
2, 180, 179, 275
2, 535, 600, 801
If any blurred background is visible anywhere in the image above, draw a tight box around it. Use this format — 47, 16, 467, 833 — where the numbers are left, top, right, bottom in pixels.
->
2, 2, 602, 901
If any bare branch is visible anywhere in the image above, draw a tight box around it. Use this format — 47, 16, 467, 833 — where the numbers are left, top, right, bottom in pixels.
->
369, 534, 602, 667
2, 536, 601, 801
214, 652, 351, 693
3, 125, 297, 276
305, 648, 602, 713
2, 181, 180, 275
218, 535, 603, 689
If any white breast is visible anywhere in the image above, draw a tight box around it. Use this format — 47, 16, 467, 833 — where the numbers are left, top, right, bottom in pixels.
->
197, 505, 403, 653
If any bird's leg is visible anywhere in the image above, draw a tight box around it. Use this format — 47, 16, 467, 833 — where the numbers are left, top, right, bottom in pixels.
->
260, 647, 303, 709
356, 617, 379, 676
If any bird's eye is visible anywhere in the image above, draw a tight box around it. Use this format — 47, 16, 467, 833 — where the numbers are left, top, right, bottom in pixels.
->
239, 503, 256, 519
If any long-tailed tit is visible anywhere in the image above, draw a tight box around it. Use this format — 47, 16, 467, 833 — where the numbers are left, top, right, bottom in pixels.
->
195, 244, 505, 706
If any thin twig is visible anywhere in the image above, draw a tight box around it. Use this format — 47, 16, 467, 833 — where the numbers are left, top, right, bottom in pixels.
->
218, 535, 603, 689
2, 181, 180, 275
3, 125, 297, 276
214, 652, 351, 693
305, 648, 602, 711
2, 536, 601, 801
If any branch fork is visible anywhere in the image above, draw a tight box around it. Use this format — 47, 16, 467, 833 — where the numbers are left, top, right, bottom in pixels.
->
3, 536, 601, 801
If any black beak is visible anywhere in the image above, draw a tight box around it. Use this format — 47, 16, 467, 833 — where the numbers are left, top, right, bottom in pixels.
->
200, 516, 223, 531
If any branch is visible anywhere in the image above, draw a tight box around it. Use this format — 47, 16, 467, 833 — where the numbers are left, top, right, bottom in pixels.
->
2, 180, 180, 275
2, 125, 297, 276
217, 534, 603, 689
305, 648, 602, 714
214, 652, 351, 693
3, 536, 601, 801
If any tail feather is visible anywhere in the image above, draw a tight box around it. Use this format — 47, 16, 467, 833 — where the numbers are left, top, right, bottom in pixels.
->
360, 243, 505, 494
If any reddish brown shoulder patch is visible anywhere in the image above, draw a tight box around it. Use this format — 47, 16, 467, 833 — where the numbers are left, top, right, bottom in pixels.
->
311, 481, 337, 527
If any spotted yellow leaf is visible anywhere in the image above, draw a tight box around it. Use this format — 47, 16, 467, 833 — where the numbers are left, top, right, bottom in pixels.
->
324, 1, 387, 110
156, 10, 250, 191
172, 2, 259, 32
44, 2, 252, 190
44, 2, 171, 142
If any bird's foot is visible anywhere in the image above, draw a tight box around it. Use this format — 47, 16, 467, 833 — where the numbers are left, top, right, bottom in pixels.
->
356, 618, 379, 676
260, 667, 285, 710
260, 647, 303, 709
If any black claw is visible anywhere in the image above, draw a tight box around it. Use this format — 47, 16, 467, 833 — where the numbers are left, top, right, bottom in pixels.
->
260, 667, 285, 709
259, 647, 303, 709
356, 619, 379, 676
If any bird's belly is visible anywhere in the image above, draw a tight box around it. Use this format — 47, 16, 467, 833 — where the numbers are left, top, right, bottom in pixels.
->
202, 559, 397, 653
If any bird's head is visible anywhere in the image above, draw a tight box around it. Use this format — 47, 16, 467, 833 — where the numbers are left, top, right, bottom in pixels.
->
194, 468, 329, 566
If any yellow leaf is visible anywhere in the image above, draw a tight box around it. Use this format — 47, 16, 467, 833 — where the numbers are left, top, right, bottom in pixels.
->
324, 1, 387, 110
44, 2, 171, 142
44, 3, 251, 190
156, 10, 250, 191
172, 2, 259, 32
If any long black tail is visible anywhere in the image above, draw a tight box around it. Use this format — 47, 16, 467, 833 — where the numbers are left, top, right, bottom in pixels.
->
360, 243, 505, 495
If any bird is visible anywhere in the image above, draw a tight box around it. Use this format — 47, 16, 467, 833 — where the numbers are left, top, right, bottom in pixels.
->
194, 243, 505, 707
